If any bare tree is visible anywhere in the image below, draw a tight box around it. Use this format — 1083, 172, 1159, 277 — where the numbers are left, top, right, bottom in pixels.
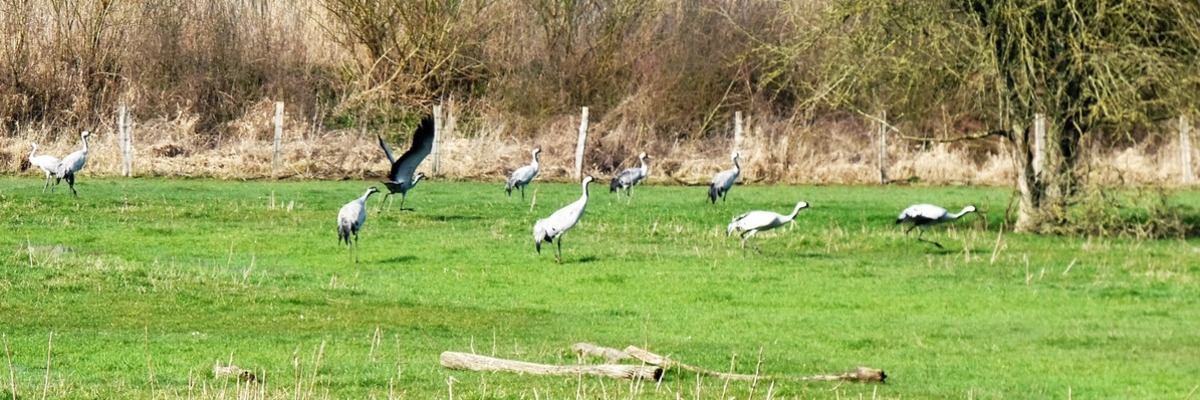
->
785, 0, 1200, 232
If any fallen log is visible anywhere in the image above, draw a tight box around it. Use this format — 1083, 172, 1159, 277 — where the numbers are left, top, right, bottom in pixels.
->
623, 346, 885, 383
440, 351, 663, 381
571, 342, 632, 364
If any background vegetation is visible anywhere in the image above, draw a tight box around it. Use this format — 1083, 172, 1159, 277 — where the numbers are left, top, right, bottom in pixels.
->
1, 0, 1197, 231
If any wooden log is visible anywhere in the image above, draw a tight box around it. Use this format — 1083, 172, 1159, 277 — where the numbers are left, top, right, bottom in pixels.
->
570, 342, 631, 364
1181, 115, 1194, 185
439, 351, 661, 381
879, 111, 888, 185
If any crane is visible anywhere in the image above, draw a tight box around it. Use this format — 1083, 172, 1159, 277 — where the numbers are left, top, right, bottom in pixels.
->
708, 152, 741, 203
337, 186, 381, 262
379, 116, 434, 211
609, 152, 649, 197
726, 201, 810, 253
533, 176, 594, 262
895, 204, 977, 249
27, 143, 61, 192
54, 131, 91, 197
506, 148, 541, 200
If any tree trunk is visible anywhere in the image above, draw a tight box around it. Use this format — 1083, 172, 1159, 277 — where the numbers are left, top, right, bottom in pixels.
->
1011, 122, 1039, 232
1011, 112, 1086, 233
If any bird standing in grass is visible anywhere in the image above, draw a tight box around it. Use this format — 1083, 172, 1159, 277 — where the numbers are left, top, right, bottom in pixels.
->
726, 201, 810, 253
338, 186, 380, 262
895, 204, 977, 249
609, 152, 649, 198
54, 131, 90, 197
506, 148, 541, 200
27, 143, 61, 192
708, 152, 741, 204
379, 116, 434, 211
534, 176, 594, 262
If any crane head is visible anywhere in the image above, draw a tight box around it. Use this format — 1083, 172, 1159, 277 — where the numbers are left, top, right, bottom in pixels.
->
81, 131, 91, 138
638, 152, 648, 160
582, 176, 595, 185
963, 205, 977, 214
367, 186, 380, 195
731, 152, 740, 160
532, 148, 542, 155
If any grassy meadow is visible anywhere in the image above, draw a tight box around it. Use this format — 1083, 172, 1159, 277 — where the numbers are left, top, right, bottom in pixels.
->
1, 177, 1198, 399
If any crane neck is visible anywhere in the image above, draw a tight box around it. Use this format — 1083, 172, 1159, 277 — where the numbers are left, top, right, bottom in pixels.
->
81, 135, 89, 152
785, 202, 807, 221
639, 156, 649, 175
581, 179, 592, 199
360, 189, 377, 202
531, 151, 539, 166
29, 144, 37, 158
732, 155, 740, 171
949, 207, 974, 219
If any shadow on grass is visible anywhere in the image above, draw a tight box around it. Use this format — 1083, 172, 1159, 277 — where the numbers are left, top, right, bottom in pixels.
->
573, 255, 600, 264
422, 214, 484, 222
377, 255, 417, 264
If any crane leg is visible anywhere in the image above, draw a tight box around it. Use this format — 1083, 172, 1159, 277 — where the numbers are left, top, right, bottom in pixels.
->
917, 229, 944, 249
66, 175, 78, 198
555, 238, 563, 263
520, 186, 526, 200
399, 194, 414, 211
378, 193, 392, 212
43, 173, 52, 192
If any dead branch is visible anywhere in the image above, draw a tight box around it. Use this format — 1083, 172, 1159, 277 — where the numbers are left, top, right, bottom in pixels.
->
623, 346, 886, 383
624, 345, 764, 381
799, 366, 887, 383
571, 342, 632, 364
439, 351, 662, 381
854, 109, 1009, 143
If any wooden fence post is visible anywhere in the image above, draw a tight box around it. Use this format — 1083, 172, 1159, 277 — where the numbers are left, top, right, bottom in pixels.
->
432, 104, 443, 177
1182, 115, 1194, 185
1032, 113, 1046, 176
118, 104, 132, 177
575, 107, 589, 180
734, 111, 744, 154
272, 102, 284, 176
879, 111, 888, 185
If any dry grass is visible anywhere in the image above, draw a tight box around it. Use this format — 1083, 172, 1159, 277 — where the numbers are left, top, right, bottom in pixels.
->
4, 107, 1195, 188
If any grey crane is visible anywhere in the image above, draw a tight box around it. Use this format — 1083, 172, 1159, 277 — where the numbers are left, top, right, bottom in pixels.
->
533, 176, 594, 262
708, 152, 741, 204
54, 131, 91, 197
895, 204, 977, 249
378, 116, 434, 211
337, 186, 381, 262
506, 148, 541, 199
609, 152, 649, 197
726, 201, 810, 252
27, 143, 61, 191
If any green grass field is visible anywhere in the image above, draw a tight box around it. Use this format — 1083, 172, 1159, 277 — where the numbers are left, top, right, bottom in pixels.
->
2, 177, 1198, 399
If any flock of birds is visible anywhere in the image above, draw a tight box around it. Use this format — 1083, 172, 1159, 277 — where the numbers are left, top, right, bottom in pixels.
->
330, 114, 979, 262
22, 115, 979, 262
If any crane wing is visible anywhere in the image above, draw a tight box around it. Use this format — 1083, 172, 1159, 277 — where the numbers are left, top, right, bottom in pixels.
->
377, 135, 396, 164
387, 116, 435, 182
